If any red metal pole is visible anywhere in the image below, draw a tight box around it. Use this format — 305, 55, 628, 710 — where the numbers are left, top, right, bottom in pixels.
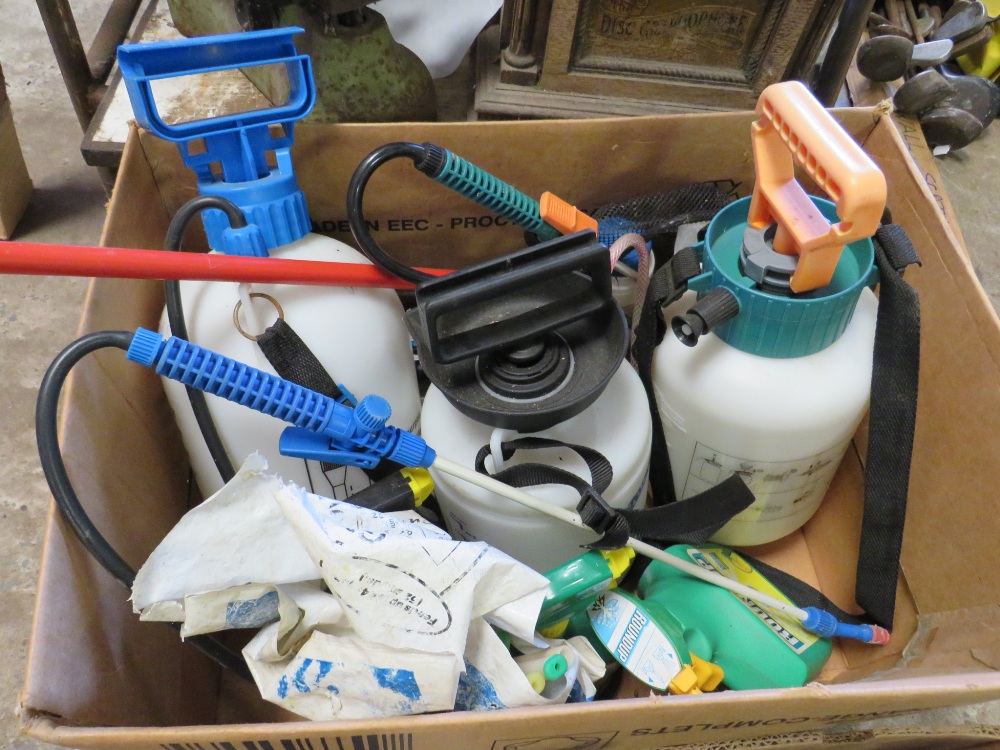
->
0, 242, 451, 289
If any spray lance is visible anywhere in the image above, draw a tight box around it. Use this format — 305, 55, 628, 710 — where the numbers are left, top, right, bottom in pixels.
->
345, 138, 653, 320
38, 322, 885, 646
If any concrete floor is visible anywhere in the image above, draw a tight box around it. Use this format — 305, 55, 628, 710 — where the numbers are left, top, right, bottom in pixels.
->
1, 1, 106, 749
3, 3, 1000, 749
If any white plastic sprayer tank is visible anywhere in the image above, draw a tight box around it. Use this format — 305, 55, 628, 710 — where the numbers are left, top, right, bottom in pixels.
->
406, 232, 652, 572
162, 234, 421, 499
117, 28, 420, 499
653, 285, 877, 545
422, 363, 652, 572
650, 198, 880, 547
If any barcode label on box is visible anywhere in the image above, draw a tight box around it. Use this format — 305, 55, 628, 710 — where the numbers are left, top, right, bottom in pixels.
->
162, 734, 414, 750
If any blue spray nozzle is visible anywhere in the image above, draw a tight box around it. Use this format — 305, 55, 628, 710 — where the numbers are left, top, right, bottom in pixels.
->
117, 28, 316, 252
800, 607, 890, 645
126, 328, 435, 469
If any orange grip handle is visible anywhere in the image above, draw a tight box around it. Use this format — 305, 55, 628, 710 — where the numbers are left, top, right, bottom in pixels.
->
748, 81, 887, 293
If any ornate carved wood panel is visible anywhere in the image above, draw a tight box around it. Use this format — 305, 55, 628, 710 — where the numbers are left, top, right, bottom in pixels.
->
476, 0, 845, 118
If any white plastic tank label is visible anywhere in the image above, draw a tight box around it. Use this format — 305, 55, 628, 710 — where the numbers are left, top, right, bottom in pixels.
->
680, 439, 851, 521
588, 590, 682, 690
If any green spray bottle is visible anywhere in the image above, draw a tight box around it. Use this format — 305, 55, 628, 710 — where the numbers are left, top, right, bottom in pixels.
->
635, 544, 833, 690
538, 548, 636, 637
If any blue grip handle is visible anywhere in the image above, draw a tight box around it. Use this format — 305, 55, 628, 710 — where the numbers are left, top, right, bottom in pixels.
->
117, 27, 315, 183
126, 328, 435, 468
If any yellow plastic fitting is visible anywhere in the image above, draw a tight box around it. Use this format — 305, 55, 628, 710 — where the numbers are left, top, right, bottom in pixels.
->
690, 653, 725, 692
401, 467, 434, 506
748, 81, 887, 293
667, 666, 701, 695
667, 655, 725, 695
527, 672, 546, 693
601, 547, 636, 581
539, 192, 599, 236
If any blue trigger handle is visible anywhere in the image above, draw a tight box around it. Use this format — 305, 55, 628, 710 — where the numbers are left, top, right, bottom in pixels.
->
126, 328, 435, 469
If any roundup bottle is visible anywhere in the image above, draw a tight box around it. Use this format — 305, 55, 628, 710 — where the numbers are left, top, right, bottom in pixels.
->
119, 29, 420, 498
652, 82, 887, 546
409, 232, 652, 572
589, 544, 832, 691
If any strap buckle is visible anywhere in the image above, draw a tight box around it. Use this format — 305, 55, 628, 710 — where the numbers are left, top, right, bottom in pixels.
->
577, 488, 630, 549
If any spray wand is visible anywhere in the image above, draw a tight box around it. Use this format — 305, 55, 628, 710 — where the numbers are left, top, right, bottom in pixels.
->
428, 455, 888, 645
114, 328, 887, 646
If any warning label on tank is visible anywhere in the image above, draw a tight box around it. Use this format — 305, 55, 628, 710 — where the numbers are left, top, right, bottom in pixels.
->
680, 440, 851, 522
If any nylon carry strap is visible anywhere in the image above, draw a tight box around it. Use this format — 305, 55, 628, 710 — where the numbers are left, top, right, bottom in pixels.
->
853, 224, 921, 627
474, 438, 755, 549
676, 225, 922, 630
631, 247, 703, 506
257, 317, 399, 483
257, 317, 346, 403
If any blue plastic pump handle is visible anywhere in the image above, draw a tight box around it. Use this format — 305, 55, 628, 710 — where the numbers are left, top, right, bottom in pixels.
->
126, 328, 435, 469
117, 27, 315, 184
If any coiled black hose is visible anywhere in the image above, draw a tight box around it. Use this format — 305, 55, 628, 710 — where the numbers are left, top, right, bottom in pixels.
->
346, 141, 434, 285
35, 330, 251, 679
163, 194, 248, 484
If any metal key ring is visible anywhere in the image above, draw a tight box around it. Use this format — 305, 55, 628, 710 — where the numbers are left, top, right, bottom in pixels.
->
233, 292, 284, 341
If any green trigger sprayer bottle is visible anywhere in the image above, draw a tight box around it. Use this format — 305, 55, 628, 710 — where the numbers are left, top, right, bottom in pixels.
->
635, 544, 833, 690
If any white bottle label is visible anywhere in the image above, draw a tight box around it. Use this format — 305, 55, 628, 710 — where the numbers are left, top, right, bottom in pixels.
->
680, 439, 851, 522
588, 591, 683, 691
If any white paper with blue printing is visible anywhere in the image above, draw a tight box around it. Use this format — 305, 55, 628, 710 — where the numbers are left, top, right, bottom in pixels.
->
130, 453, 321, 613
130, 455, 586, 720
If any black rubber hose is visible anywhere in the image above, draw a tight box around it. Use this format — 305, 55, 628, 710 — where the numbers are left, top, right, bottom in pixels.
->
35, 330, 252, 680
163, 195, 248, 484
346, 142, 434, 285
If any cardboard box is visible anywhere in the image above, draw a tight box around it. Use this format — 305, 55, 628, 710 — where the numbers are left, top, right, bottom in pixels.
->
0, 63, 33, 239
19, 108, 1000, 749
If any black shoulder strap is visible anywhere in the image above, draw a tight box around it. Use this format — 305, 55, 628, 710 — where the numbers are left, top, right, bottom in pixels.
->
257, 317, 346, 403
474, 438, 755, 550
854, 225, 921, 627
631, 247, 703, 506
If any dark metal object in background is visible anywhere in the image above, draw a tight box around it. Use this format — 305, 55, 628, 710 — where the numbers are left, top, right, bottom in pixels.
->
855, 36, 953, 82
36, 0, 146, 191
812, 0, 879, 105
35, 0, 145, 130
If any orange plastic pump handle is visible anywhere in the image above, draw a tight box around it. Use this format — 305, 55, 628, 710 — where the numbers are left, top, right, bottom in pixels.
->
748, 81, 887, 293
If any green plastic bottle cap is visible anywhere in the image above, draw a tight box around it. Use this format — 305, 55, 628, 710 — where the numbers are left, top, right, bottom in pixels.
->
543, 654, 568, 681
